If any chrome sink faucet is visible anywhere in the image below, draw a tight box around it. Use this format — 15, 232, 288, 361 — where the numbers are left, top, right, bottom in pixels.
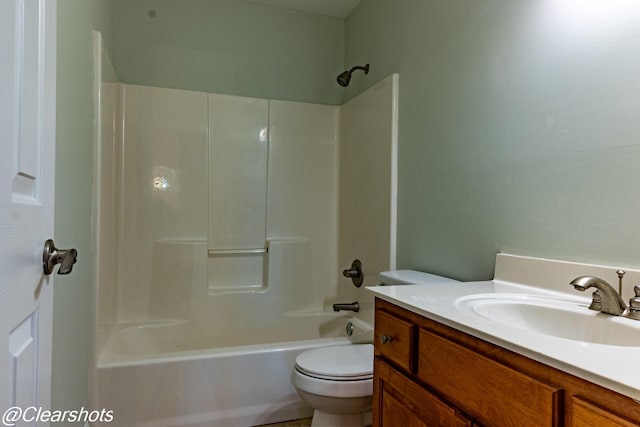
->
570, 276, 627, 316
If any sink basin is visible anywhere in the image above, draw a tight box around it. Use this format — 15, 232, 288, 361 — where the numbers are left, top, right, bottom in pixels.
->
455, 294, 640, 347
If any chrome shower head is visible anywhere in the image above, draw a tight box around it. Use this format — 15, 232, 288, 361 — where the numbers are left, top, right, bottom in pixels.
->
336, 64, 369, 87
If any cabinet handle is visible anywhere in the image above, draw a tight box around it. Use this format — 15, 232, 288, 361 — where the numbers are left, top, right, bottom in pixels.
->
380, 334, 393, 344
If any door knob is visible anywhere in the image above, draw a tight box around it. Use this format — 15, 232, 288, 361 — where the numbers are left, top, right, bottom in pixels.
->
43, 239, 78, 275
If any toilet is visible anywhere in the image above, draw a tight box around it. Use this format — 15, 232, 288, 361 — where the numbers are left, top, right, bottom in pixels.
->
291, 344, 374, 427
291, 270, 459, 426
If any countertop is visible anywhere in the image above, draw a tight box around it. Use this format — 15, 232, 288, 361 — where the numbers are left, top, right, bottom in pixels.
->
367, 279, 640, 401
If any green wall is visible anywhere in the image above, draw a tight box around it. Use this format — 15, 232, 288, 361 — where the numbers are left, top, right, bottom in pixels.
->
112, 0, 345, 105
346, 0, 640, 280
52, 1, 640, 414
54, 0, 112, 421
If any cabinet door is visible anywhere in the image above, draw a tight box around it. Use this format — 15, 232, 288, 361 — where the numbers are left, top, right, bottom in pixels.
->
374, 359, 472, 427
418, 329, 563, 427
572, 396, 639, 427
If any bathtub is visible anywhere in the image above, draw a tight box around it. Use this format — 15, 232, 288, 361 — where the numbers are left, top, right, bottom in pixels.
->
95, 313, 373, 427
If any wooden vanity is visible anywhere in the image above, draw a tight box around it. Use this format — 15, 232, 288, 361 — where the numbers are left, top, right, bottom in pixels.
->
373, 298, 640, 426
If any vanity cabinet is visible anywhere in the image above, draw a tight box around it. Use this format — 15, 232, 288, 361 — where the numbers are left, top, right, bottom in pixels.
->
373, 298, 640, 427
375, 358, 472, 427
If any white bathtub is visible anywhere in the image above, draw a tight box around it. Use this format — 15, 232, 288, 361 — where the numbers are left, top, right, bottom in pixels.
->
96, 313, 373, 427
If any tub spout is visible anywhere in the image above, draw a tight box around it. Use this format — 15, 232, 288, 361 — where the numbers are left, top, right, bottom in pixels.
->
333, 302, 360, 312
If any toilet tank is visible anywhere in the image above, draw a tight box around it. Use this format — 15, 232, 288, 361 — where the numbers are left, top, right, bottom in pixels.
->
378, 270, 459, 286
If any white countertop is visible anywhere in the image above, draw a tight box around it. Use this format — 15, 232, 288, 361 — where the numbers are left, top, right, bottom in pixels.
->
367, 279, 640, 401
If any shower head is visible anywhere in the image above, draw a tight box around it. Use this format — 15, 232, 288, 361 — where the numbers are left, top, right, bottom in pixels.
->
337, 64, 370, 87
336, 70, 352, 87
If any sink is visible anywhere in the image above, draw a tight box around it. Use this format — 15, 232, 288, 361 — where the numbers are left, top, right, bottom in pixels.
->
455, 294, 640, 347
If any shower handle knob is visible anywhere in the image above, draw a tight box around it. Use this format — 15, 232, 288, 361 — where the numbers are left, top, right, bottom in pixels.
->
343, 268, 359, 278
342, 259, 364, 287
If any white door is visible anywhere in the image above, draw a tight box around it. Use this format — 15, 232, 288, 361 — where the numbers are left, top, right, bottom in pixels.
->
0, 0, 57, 425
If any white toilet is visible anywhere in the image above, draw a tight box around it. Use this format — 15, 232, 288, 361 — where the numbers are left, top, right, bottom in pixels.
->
291, 344, 374, 427
291, 270, 460, 426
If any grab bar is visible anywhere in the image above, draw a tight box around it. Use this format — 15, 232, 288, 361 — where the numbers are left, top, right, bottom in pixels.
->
208, 248, 268, 256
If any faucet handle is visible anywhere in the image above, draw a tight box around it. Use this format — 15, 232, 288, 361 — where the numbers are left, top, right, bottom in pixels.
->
588, 291, 602, 311
629, 286, 640, 310
342, 259, 364, 288
625, 286, 640, 320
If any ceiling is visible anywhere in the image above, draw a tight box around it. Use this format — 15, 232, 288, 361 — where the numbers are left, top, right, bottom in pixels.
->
246, 0, 362, 18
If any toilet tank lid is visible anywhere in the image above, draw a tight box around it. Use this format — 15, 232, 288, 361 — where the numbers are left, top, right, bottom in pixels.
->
379, 270, 459, 285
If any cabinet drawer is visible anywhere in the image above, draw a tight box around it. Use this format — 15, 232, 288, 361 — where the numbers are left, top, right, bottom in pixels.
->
572, 396, 639, 427
417, 329, 562, 427
375, 310, 415, 372
375, 359, 472, 427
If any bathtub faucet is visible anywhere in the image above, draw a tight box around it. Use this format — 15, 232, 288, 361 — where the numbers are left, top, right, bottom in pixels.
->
333, 302, 360, 312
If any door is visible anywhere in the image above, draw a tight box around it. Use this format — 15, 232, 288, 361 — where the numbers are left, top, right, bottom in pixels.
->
0, 0, 57, 424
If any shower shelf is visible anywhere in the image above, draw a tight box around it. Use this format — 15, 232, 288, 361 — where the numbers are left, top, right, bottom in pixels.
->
208, 248, 268, 256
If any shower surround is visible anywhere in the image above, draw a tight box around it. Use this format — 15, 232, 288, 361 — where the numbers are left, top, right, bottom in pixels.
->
115, 84, 340, 325
93, 31, 398, 427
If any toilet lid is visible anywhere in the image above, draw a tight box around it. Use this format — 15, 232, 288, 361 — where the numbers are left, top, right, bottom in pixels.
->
295, 344, 373, 380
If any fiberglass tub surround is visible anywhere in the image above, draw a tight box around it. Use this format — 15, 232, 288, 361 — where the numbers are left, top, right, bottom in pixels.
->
93, 35, 399, 426
115, 87, 340, 326
104, 79, 397, 354
367, 253, 640, 401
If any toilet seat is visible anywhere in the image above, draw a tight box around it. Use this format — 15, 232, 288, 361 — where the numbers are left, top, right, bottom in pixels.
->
294, 344, 373, 381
